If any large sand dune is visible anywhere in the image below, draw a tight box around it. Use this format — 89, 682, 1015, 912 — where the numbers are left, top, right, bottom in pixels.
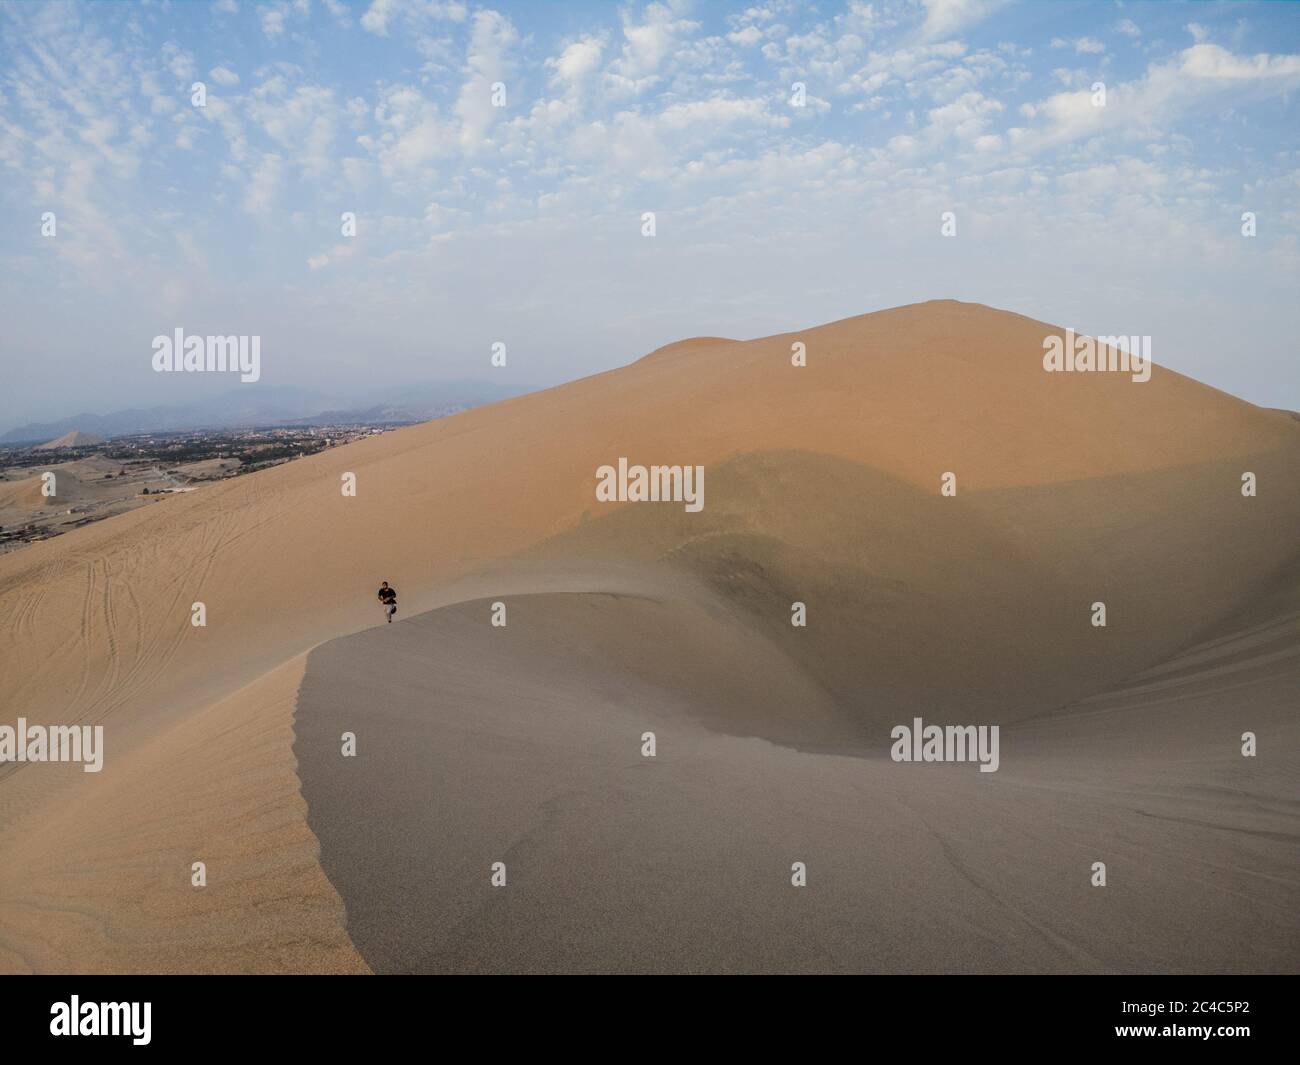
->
1, 300, 1297, 972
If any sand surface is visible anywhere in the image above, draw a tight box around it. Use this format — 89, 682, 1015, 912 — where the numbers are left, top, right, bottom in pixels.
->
295, 573, 1298, 973
1, 300, 1297, 972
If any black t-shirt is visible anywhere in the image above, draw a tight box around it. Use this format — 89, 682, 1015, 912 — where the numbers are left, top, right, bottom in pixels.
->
378, 586, 396, 603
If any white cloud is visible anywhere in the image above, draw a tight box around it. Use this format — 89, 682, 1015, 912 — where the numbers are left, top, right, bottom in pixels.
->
210, 66, 241, 87
243, 152, 284, 215
843, 40, 968, 97
259, 5, 287, 40
607, 2, 701, 95
564, 93, 788, 183
455, 10, 518, 151
1051, 37, 1105, 55
925, 90, 1002, 141
364, 86, 454, 176
547, 35, 605, 90
199, 94, 251, 162
247, 83, 340, 178
1012, 43, 1300, 153
657, 95, 789, 132
728, 26, 764, 47
1177, 42, 1300, 81
918, 0, 1009, 42
360, 0, 467, 37
321, 0, 351, 24
360, 0, 399, 36
308, 241, 358, 269
161, 42, 195, 80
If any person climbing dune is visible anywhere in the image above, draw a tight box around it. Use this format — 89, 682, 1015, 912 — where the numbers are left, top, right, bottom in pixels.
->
377, 581, 397, 623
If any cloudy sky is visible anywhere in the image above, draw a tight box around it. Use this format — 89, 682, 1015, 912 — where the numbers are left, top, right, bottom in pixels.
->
1, 0, 1298, 431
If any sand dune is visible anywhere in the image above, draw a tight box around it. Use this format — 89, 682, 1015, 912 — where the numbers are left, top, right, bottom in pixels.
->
295, 570, 1298, 973
36, 431, 105, 450
1, 300, 1297, 972
0, 473, 51, 513
0, 657, 365, 973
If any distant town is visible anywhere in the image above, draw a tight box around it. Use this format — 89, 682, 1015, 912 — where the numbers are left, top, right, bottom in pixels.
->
0, 422, 412, 554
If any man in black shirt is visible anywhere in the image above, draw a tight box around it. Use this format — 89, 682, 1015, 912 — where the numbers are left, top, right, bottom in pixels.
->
377, 581, 397, 623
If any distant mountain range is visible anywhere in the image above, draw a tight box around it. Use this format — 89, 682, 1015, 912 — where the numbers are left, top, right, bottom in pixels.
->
0, 381, 531, 445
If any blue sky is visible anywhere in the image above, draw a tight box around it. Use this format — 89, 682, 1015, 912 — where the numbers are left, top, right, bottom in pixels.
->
1, 0, 1299, 430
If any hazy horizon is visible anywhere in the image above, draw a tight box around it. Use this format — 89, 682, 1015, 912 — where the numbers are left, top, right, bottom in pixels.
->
3, 0, 1299, 430
0, 374, 537, 438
